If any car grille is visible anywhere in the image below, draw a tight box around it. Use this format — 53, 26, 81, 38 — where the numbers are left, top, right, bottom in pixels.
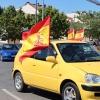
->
11, 53, 17, 55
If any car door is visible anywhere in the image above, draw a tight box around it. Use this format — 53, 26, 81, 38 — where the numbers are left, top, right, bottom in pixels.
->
29, 45, 59, 91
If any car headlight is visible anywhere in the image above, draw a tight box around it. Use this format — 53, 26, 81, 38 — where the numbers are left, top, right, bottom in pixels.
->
3, 52, 11, 56
85, 74, 100, 83
3, 52, 7, 56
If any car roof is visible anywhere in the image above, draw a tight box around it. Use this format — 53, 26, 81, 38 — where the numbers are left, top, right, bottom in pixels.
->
1, 41, 86, 45
50, 40, 86, 45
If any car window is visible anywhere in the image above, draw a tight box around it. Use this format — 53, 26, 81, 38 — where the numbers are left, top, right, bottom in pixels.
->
16, 44, 22, 49
57, 43, 100, 62
31, 44, 57, 61
50, 43, 57, 56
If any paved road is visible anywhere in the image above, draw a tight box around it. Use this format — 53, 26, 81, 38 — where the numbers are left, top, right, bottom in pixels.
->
0, 61, 62, 100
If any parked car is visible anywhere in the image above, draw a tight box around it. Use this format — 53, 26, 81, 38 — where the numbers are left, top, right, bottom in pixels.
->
0, 44, 19, 61
16, 44, 22, 49
12, 40, 100, 100
87, 41, 100, 51
87, 41, 94, 45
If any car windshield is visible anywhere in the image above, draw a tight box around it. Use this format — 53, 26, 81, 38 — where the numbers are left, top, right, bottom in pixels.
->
2, 44, 19, 50
57, 43, 100, 62
16, 44, 22, 49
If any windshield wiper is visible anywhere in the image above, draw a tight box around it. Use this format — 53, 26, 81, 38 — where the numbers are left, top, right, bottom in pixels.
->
67, 60, 100, 62
68, 60, 86, 63
86, 60, 100, 62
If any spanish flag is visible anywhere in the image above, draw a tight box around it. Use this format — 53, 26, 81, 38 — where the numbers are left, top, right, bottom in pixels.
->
68, 28, 74, 40
75, 29, 84, 41
19, 16, 50, 61
22, 31, 29, 41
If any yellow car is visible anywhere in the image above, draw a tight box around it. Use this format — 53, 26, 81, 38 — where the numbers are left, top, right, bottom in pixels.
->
12, 40, 100, 100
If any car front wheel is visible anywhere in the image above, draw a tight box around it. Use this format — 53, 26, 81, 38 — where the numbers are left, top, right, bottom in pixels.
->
14, 72, 27, 92
62, 82, 81, 100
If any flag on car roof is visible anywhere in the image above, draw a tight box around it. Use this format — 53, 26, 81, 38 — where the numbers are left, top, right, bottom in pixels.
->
19, 16, 50, 61
68, 28, 75, 40
75, 29, 84, 41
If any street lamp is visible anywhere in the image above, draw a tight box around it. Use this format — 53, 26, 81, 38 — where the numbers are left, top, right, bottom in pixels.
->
35, 0, 38, 24
42, 0, 44, 20
35, 0, 44, 24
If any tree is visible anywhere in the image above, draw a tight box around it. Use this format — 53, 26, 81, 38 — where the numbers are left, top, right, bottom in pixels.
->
0, 6, 17, 41
24, 14, 34, 30
38, 6, 70, 39
72, 11, 100, 40
0, 6, 4, 15
0, 6, 34, 42
14, 9, 34, 41
0, 6, 5, 37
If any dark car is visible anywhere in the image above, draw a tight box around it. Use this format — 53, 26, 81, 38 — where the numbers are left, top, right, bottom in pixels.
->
0, 44, 19, 61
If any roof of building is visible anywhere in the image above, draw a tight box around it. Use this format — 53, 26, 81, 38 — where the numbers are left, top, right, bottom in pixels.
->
25, 2, 46, 9
16, 2, 46, 15
66, 12, 80, 22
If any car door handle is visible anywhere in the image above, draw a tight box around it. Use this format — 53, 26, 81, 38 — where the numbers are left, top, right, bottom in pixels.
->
33, 64, 36, 66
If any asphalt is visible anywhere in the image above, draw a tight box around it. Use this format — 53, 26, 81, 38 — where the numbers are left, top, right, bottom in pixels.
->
0, 61, 62, 100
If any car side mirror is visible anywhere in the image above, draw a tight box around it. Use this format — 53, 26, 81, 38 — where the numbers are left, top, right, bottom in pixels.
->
46, 56, 58, 63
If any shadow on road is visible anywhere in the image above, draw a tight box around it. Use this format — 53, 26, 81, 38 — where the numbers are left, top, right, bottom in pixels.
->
1, 60, 14, 62
24, 87, 62, 100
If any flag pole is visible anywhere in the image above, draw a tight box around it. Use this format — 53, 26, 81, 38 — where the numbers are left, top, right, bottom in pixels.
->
42, 0, 44, 20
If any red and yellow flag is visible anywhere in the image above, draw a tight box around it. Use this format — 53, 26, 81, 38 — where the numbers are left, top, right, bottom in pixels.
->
68, 28, 75, 40
19, 16, 50, 61
22, 31, 29, 41
75, 29, 84, 41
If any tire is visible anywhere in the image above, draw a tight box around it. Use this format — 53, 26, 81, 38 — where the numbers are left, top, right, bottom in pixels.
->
62, 82, 81, 100
14, 72, 27, 92
0, 54, 3, 61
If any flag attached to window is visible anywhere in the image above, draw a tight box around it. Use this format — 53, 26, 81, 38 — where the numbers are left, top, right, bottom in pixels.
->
68, 28, 75, 40
19, 16, 50, 61
75, 29, 84, 41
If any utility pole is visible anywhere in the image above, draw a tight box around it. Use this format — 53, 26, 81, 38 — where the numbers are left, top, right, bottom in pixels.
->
35, 0, 38, 24
42, 0, 44, 20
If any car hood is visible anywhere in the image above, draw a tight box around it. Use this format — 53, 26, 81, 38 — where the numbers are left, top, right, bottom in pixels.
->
71, 62, 100, 75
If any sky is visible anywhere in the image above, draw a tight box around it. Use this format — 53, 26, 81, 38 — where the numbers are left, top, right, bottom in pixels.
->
0, 0, 100, 14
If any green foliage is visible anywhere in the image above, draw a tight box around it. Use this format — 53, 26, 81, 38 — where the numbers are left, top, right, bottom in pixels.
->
0, 6, 5, 36
0, 5, 100, 41
38, 6, 70, 39
24, 14, 34, 29
72, 11, 100, 39
0, 6, 4, 15
0, 6, 34, 42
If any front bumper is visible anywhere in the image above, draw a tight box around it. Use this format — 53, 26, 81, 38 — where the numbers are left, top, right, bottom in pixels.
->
78, 82, 100, 100
82, 85, 100, 92
2, 56, 15, 61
